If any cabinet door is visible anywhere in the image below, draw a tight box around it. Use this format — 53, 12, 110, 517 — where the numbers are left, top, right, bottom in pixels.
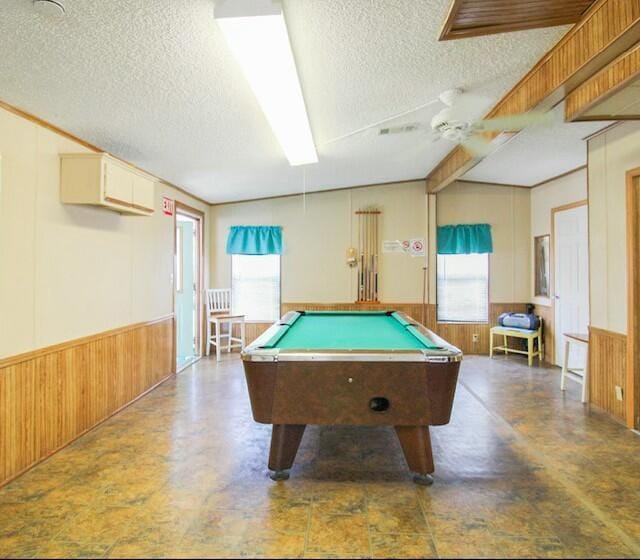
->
132, 175, 155, 213
103, 161, 133, 206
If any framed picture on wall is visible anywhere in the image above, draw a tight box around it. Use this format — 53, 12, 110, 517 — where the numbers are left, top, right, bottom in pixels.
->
534, 235, 550, 298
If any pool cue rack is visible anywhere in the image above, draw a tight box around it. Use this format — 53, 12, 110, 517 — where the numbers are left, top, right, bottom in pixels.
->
355, 209, 380, 302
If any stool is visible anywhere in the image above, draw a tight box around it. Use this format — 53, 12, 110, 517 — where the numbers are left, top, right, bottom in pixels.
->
205, 288, 246, 361
561, 333, 589, 403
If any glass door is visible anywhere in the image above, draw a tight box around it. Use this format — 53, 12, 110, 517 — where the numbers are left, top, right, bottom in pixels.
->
175, 213, 199, 370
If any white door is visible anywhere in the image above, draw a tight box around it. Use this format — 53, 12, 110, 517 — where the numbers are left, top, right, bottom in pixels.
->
554, 205, 589, 366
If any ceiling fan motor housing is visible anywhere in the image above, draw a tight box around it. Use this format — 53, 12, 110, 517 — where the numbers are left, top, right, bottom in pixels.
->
431, 108, 470, 142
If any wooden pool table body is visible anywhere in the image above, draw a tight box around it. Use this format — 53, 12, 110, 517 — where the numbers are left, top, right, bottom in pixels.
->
241, 311, 462, 483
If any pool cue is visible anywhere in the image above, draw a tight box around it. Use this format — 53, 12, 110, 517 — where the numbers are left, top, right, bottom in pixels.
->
357, 211, 362, 301
374, 212, 378, 301
359, 212, 365, 301
365, 212, 370, 301
369, 211, 373, 302
368, 211, 373, 301
358, 212, 362, 301
360, 214, 367, 301
368, 212, 372, 301
369, 212, 373, 301
371, 213, 375, 301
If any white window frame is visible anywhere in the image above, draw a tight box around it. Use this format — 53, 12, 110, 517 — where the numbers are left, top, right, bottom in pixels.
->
230, 254, 281, 322
436, 253, 490, 324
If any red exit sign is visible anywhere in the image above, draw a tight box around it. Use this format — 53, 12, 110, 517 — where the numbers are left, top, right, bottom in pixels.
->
162, 197, 175, 216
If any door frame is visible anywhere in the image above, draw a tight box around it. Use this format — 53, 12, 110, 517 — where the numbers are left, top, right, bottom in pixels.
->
550, 199, 588, 365
174, 202, 205, 372
626, 166, 640, 430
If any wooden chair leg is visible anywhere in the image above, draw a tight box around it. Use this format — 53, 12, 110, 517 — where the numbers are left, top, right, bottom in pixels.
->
561, 339, 570, 391
227, 321, 232, 353
489, 331, 494, 358
503, 334, 508, 355
527, 336, 533, 367
215, 320, 221, 361
206, 320, 211, 356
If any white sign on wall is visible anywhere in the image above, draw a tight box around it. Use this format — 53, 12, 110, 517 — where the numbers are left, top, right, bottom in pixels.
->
383, 240, 404, 253
409, 238, 425, 257
382, 238, 426, 257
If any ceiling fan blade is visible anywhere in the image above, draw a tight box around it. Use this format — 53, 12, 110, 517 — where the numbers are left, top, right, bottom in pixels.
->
473, 111, 555, 132
460, 135, 493, 157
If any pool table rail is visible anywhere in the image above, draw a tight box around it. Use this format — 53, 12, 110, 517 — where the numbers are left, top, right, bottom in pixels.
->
241, 310, 462, 363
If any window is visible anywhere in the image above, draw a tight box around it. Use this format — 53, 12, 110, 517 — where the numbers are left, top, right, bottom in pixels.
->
231, 254, 280, 321
437, 253, 489, 323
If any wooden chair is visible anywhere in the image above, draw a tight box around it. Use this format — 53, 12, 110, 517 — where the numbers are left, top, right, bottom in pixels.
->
205, 289, 246, 361
489, 318, 544, 367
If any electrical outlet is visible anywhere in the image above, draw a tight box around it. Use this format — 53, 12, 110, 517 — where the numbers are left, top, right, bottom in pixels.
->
615, 385, 624, 401
472, 333, 479, 343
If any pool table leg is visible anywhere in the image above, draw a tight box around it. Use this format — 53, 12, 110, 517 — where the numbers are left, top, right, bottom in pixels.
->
268, 424, 306, 481
394, 426, 435, 486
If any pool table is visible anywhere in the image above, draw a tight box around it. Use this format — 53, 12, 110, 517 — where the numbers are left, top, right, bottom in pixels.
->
241, 310, 462, 485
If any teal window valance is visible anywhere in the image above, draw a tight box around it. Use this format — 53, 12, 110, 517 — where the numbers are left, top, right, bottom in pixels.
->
226, 226, 283, 255
437, 223, 493, 255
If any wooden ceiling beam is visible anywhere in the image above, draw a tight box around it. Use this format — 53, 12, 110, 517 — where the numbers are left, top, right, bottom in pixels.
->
566, 43, 640, 121
439, 0, 596, 41
443, 16, 582, 41
427, 0, 640, 193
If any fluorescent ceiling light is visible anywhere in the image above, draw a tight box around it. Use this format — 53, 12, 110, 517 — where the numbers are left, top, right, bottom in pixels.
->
215, 1, 318, 166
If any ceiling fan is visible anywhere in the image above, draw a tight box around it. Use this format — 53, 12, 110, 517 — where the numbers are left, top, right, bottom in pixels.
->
322, 88, 554, 157
429, 88, 554, 156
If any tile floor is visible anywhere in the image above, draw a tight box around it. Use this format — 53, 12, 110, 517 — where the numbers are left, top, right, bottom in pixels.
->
1, 354, 639, 558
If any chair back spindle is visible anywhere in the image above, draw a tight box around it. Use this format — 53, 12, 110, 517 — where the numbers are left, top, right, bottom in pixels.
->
206, 288, 231, 315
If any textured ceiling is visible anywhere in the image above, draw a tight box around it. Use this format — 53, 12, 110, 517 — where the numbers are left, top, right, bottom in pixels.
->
0, 0, 569, 203
462, 102, 611, 186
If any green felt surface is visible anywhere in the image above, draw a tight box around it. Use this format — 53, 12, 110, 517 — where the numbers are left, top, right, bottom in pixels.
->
267, 311, 438, 350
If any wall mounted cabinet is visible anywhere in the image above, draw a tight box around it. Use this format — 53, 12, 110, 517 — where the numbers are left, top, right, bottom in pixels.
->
60, 153, 155, 216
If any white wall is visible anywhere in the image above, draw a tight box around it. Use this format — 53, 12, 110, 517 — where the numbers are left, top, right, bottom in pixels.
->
0, 106, 209, 358
437, 181, 531, 303
210, 181, 429, 303
588, 121, 640, 334
530, 168, 587, 306
210, 179, 534, 307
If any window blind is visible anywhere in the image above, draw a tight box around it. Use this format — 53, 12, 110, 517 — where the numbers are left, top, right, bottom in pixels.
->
231, 254, 280, 321
437, 253, 489, 323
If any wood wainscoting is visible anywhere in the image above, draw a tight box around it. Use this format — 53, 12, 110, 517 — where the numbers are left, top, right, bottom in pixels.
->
435, 303, 529, 355
589, 326, 627, 423
245, 302, 529, 356
0, 316, 174, 488
534, 304, 555, 364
